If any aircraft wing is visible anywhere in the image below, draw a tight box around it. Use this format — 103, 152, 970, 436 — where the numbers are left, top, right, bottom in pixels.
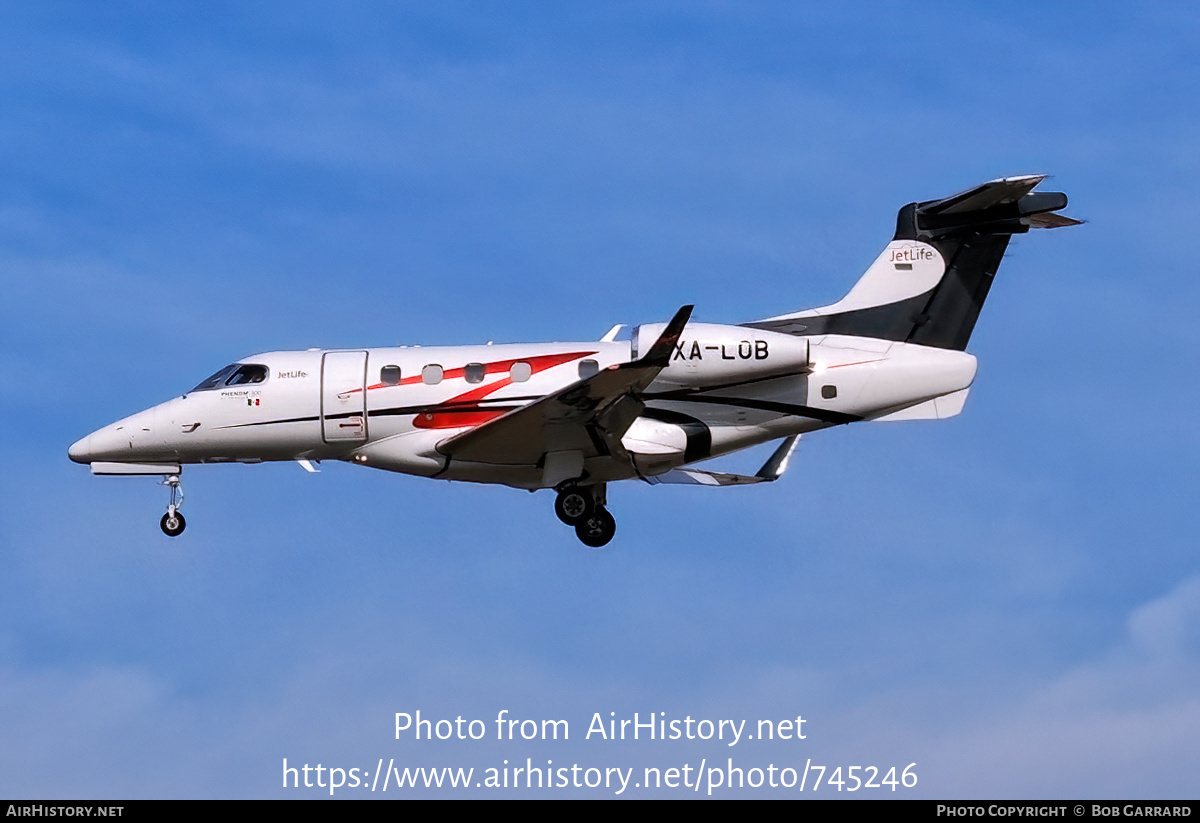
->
643, 435, 800, 486
436, 305, 694, 466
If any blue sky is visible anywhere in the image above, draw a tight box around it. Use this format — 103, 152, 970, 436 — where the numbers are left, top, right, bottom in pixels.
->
2, 3, 1198, 798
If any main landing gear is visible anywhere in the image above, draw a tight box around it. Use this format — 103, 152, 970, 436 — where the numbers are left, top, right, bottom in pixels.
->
159, 474, 186, 537
554, 483, 616, 548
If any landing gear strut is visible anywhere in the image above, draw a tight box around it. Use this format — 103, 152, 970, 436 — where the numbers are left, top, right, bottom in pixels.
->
160, 474, 186, 537
554, 483, 616, 548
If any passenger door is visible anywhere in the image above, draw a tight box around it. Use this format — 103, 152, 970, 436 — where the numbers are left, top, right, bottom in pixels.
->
321, 351, 368, 443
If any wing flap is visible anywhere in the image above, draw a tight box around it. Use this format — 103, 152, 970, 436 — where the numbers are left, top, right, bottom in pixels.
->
644, 468, 768, 486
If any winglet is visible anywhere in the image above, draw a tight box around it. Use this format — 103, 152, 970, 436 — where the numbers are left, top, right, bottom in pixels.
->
640, 305, 693, 368
755, 435, 800, 481
600, 324, 624, 343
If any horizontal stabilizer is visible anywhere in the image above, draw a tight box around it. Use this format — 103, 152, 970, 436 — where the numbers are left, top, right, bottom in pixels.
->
922, 174, 1047, 215
1026, 211, 1084, 229
902, 174, 1079, 237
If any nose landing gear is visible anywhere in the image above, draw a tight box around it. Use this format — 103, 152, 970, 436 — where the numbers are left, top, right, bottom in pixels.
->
160, 510, 186, 537
159, 474, 186, 537
553, 483, 616, 548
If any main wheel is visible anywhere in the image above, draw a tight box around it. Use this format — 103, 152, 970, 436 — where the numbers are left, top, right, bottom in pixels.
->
574, 507, 616, 548
554, 487, 594, 525
160, 511, 186, 537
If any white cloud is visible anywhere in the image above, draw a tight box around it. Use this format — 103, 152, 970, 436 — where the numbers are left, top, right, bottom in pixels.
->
900, 576, 1200, 797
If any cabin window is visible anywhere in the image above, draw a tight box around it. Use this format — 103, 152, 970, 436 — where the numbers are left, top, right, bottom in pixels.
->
579, 359, 599, 379
510, 362, 532, 382
380, 365, 401, 386
464, 363, 486, 384
821, 384, 838, 399
422, 364, 444, 385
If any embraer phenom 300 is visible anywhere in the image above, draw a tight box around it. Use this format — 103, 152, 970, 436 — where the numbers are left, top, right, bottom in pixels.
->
69, 175, 1078, 547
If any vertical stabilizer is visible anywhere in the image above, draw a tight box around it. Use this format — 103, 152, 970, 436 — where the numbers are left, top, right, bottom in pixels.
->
745, 175, 1080, 350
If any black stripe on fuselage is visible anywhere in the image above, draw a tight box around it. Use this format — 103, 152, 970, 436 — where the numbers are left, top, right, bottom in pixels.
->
213, 398, 535, 429
211, 394, 858, 435
645, 392, 862, 426
639, 408, 712, 462
214, 414, 319, 429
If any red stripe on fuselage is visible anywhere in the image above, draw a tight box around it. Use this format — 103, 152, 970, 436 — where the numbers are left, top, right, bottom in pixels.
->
366, 350, 598, 430
413, 408, 511, 429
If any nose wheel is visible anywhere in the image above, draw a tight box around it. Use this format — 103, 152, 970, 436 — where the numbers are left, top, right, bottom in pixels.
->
160, 510, 186, 537
159, 474, 186, 537
554, 483, 615, 547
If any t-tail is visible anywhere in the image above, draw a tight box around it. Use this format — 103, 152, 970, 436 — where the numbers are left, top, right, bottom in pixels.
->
744, 175, 1080, 349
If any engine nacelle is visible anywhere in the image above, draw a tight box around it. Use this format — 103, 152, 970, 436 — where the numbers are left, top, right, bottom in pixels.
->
621, 416, 688, 476
632, 322, 810, 387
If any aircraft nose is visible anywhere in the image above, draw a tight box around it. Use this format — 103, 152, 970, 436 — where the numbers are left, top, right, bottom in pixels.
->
68, 434, 92, 464
69, 407, 169, 464
69, 421, 136, 463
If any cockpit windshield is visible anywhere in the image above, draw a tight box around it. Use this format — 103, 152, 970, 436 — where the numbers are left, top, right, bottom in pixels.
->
190, 363, 269, 392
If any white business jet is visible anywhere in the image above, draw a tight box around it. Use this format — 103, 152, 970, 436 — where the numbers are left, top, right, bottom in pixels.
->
69, 175, 1077, 547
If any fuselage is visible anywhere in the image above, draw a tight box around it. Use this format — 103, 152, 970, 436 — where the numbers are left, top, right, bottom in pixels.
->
68, 326, 978, 490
